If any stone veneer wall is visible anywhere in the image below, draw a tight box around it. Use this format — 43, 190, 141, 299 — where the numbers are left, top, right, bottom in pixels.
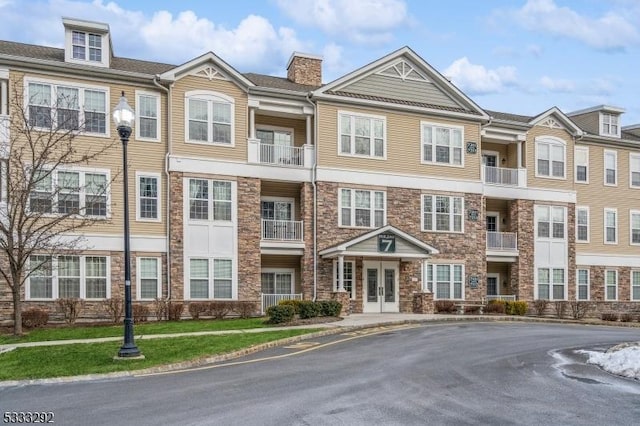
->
287, 56, 322, 86
300, 182, 315, 300
236, 177, 261, 302
509, 199, 534, 300
169, 172, 184, 300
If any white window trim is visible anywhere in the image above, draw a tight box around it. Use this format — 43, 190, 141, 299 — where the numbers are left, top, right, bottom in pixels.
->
629, 152, 640, 189
135, 171, 161, 223
630, 210, 640, 246
136, 257, 162, 300
604, 150, 618, 187
135, 90, 161, 142
420, 121, 465, 168
486, 211, 500, 232
534, 136, 566, 180
338, 188, 386, 229
576, 268, 590, 301
576, 206, 590, 243
486, 272, 500, 296
604, 208, 618, 245
260, 196, 296, 219
600, 112, 621, 137
185, 257, 237, 301
186, 178, 236, 224
605, 269, 618, 301
574, 146, 589, 184
535, 267, 567, 301
64, 29, 109, 68
255, 124, 295, 145
424, 262, 465, 300
534, 205, 567, 240
24, 76, 110, 137
184, 90, 235, 147
631, 270, 640, 301
332, 260, 356, 300
261, 268, 296, 295
421, 194, 465, 234
26, 255, 111, 301
337, 110, 387, 160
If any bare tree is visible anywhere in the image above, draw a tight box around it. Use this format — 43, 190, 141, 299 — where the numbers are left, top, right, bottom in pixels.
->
0, 81, 118, 335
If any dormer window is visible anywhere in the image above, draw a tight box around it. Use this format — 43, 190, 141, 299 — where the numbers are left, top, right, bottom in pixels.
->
72, 31, 102, 62
601, 113, 620, 137
63, 18, 110, 68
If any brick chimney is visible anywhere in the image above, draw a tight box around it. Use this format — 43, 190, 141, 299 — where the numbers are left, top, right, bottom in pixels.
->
286, 52, 323, 86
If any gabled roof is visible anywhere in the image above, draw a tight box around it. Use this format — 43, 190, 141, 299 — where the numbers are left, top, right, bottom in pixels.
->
158, 51, 254, 88
243, 73, 320, 92
313, 46, 489, 120
319, 225, 439, 258
484, 110, 533, 124
528, 107, 583, 136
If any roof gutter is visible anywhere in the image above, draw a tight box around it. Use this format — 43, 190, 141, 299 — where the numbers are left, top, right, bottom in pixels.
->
305, 91, 318, 302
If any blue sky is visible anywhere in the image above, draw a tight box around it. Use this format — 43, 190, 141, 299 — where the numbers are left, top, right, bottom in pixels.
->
1, 0, 639, 124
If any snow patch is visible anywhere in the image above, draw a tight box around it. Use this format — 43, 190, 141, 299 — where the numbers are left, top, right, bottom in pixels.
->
578, 343, 640, 380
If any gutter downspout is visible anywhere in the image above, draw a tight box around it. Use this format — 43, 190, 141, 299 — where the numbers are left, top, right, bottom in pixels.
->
305, 92, 318, 301
153, 75, 171, 302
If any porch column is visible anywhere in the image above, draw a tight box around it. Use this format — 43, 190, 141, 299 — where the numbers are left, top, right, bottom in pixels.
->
249, 107, 256, 140
0, 79, 7, 115
338, 255, 345, 292
516, 141, 523, 169
306, 114, 312, 145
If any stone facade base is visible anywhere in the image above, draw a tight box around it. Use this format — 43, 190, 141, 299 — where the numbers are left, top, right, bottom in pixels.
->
332, 291, 351, 316
412, 292, 434, 314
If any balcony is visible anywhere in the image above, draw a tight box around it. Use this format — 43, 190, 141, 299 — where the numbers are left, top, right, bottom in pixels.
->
0, 114, 8, 158
248, 140, 314, 169
261, 219, 304, 242
482, 166, 527, 188
486, 232, 518, 261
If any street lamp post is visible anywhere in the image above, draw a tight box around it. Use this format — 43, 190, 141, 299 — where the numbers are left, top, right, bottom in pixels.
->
113, 92, 141, 358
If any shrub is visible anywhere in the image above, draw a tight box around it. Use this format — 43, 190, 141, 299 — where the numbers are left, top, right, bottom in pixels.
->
132, 304, 149, 323
553, 301, 567, 319
102, 297, 124, 324
168, 302, 184, 321
209, 301, 232, 319
56, 298, 84, 325
601, 312, 618, 321
620, 313, 633, 323
266, 305, 295, 324
234, 301, 257, 319
22, 308, 49, 328
298, 300, 321, 319
532, 299, 549, 317
506, 300, 527, 316
465, 305, 482, 314
318, 300, 343, 317
188, 302, 209, 320
434, 300, 456, 314
568, 301, 591, 320
153, 298, 168, 321
278, 299, 303, 314
485, 300, 506, 314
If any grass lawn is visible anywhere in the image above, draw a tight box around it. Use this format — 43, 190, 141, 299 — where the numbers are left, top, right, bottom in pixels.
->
0, 317, 269, 344
0, 329, 320, 381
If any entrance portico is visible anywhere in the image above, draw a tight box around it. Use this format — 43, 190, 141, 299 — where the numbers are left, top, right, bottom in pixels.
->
319, 225, 439, 313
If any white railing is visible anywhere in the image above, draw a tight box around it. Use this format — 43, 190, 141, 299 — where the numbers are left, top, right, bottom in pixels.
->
487, 232, 517, 250
483, 166, 520, 186
261, 219, 304, 241
485, 295, 516, 302
0, 114, 9, 158
261, 293, 303, 314
259, 143, 304, 167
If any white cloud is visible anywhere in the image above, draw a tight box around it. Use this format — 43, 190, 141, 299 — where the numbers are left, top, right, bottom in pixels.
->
511, 0, 640, 50
444, 57, 518, 95
540, 76, 575, 93
275, 0, 408, 44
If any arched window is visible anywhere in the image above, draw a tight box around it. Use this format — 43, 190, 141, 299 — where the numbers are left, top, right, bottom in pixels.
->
535, 136, 566, 179
185, 90, 234, 145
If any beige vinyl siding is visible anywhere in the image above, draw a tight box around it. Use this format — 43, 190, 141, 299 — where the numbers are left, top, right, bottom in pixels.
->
317, 101, 481, 180
569, 112, 600, 135
10, 71, 167, 237
526, 126, 574, 191
482, 142, 508, 164
171, 75, 248, 161
260, 254, 302, 293
576, 143, 640, 255
255, 115, 309, 148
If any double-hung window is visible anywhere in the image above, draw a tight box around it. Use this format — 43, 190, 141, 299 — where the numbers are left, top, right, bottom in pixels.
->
137, 257, 161, 300
186, 91, 233, 145
136, 173, 160, 221
339, 188, 385, 228
422, 194, 463, 233
72, 31, 102, 62
536, 138, 565, 178
421, 123, 463, 166
536, 205, 565, 239
604, 150, 617, 186
630, 211, 640, 245
188, 258, 234, 299
576, 207, 589, 243
27, 81, 107, 135
601, 113, 619, 137
424, 264, 464, 300
188, 179, 233, 222
339, 112, 385, 158
604, 208, 617, 244
631, 270, 640, 301
136, 91, 160, 141
605, 270, 617, 301
576, 269, 589, 301
630, 153, 640, 188
574, 146, 589, 183
27, 255, 109, 300
333, 260, 355, 299
537, 268, 565, 300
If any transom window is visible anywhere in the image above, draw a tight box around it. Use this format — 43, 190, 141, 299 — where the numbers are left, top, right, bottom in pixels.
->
72, 31, 102, 62
601, 113, 619, 137
604, 208, 617, 244
422, 123, 463, 166
27, 81, 107, 134
630, 153, 640, 188
576, 269, 589, 301
137, 173, 160, 221
339, 112, 385, 158
186, 91, 233, 145
339, 188, 385, 228
630, 211, 640, 245
605, 270, 617, 301
422, 194, 463, 233
425, 264, 464, 300
136, 92, 160, 141
188, 179, 233, 222
137, 257, 161, 300
536, 205, 565, 239
28, 255, 109, 300
576, 207, 589, 242
574, 146, 589, 183
333, 260, 355, 299
536, 138, 565, 178
604, 150, 617, 186
189, 258, 233, 299
537, 268, 565, 300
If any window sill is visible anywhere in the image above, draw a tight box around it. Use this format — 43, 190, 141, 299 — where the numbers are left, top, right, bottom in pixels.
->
534, 174, 566, 180
136, 217, 161, 223
422, 230, 465, 234
338, 153, 386, 161
421, 161, 464, 168
185, 140, 235, 148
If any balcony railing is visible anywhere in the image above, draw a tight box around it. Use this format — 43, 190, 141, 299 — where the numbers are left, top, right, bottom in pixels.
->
261, 219, 304, 241
259, 143, 304, 166
261, 293, 302, 314
0, 114, 9, 158
482, 166, 527, 187
486, 232, 517, 251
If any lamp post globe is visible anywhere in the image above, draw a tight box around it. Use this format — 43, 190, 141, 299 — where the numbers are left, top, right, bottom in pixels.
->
113, 92, 141, 358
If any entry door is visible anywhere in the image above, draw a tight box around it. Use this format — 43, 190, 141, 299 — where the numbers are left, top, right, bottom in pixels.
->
363, 261, 399, 313
487, 275, 498, 296
482, 154, 497, 167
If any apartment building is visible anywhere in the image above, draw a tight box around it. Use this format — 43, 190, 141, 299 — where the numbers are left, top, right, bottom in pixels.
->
1, 18, 639, 321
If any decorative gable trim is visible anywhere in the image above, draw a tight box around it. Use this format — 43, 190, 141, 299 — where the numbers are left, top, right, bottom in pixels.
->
190, 64, 228, 81
529, 107, 583, 136
159, 52, 254, 88
539, 117, 563, 129
377, 59, 429, 82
